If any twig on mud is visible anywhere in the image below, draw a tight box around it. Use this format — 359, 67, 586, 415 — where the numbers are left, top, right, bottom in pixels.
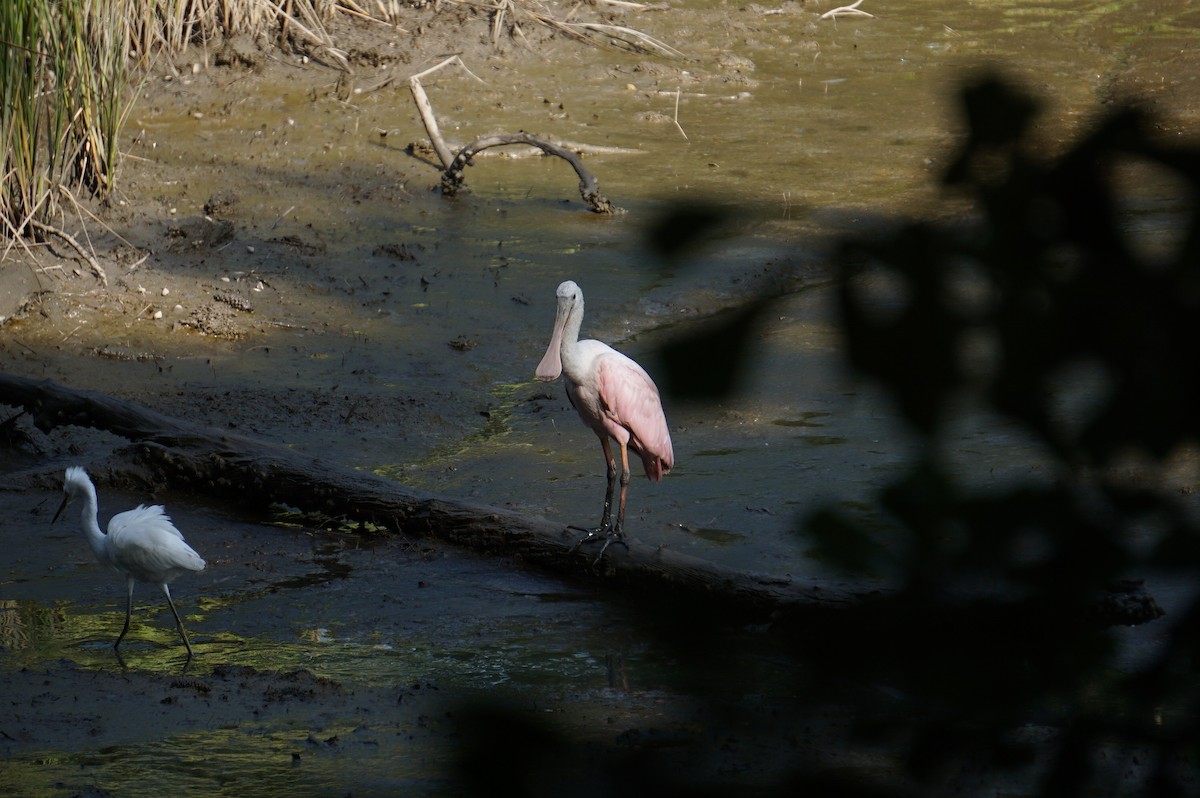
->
820, 1, 875, 19
0, 174, 50, 265
261, 0, 350, 70
552, 21, 685, 58
446, 0, 679, 54
491, 0, 513, 45
335, 0, 409, 30
673, 88, 688, 141
408, 56, 485, 170
8, 337, 38, 355
271, 206, 296, 230
519, 139, 647, 156
360, 74, 399, 95
28, 220, 107, 287
593, 0, 652, 8
491, 0, 504, 43
57, 185, 138, 253
0, 217, 32, 265
0, 184, 114, 283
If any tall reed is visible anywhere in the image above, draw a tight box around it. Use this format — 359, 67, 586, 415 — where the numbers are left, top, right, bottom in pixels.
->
1, 0, 129, 238
1, 1, 350, 246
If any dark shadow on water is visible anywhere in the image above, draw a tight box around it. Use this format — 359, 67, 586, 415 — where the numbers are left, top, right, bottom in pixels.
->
448, 74, 1200, 796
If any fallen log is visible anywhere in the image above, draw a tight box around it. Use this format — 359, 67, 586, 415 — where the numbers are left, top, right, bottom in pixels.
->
1, 372, 864, 619
0, 372, 1165, 629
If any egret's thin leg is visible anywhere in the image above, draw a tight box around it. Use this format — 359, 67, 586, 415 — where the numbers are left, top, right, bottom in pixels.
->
162, 584, 194, 657
115, 578, 135, 650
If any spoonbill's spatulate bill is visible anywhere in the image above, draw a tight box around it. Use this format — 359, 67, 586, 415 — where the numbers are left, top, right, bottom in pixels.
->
535, 280, 674, 559
53, 466, 206, 656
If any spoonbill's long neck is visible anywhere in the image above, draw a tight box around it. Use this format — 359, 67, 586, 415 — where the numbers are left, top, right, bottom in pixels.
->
76, 484, 109, 564
559, 298, 586, 377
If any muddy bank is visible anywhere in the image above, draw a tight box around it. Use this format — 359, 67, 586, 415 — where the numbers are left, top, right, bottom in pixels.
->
4, 2, 1200, 795
1, 469, 832, 796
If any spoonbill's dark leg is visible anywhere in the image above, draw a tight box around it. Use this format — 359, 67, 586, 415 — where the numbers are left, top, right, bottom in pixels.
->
592, 442, 632, 561
115, 578, 135, 650
615, 441, 631, 535
574, 439, 633, 563
573, 437, 630, 562
598, 436, 618, 532
162, 584, 195, 657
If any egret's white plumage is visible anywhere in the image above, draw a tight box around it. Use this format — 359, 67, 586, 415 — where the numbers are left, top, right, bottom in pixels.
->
54, 466, 206, 656
536, 280, 674, 558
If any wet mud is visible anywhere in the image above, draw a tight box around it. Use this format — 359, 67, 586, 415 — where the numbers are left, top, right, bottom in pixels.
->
3, 0, 1200, 794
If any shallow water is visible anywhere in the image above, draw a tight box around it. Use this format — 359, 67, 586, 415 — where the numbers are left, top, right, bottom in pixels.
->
3, 0, 1199, 793
7, 0, 1197, 628
19, 0, 1197, 577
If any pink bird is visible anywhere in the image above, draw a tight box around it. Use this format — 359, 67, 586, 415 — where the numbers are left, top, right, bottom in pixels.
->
535, 280, 674, 559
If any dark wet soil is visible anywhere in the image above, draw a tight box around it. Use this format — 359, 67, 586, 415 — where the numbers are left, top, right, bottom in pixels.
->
1, 469, 829, 796
4, 1, 1200, 794
0, 8, 832, 793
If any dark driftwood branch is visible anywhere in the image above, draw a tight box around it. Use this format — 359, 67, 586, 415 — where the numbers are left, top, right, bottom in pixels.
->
406, 58, 619, 215
0, 372, 1164, 629
408, 58, 462, 170
441, 132, 620, 215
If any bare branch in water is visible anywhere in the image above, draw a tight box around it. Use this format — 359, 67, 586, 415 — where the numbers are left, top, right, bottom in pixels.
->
441, 132, 622, 215
407, 56, 486, 170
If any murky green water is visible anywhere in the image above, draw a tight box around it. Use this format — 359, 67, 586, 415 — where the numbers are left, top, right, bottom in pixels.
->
53, 0, 1188, 579
3, 0, 1199, 794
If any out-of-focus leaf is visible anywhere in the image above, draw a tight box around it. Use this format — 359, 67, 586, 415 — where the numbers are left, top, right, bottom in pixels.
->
657, 297, 773, 401
643, 201, 733, 265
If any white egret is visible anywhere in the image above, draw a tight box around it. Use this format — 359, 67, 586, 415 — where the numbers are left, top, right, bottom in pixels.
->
53, 466, 206, 656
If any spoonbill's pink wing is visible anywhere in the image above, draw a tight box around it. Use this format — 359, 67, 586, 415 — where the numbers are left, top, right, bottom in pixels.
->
596, 353, 674, 480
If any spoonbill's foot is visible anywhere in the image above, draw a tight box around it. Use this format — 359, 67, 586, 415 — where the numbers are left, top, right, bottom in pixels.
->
568, 525, 629, 564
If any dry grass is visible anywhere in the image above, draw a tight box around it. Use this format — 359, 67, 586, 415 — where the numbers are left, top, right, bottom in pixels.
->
1, 0, 675, 253
1, 0, 129, 255
1, 1, 353, 249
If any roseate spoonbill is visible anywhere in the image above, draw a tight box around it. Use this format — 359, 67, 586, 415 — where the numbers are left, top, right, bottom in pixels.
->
535, 280, 674, 559
53, 466, 206, 656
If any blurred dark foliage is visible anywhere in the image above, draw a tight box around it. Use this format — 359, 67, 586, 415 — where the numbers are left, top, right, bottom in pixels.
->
800, 76, 1200, 796
643, 200, 736, 265
843, 78, 1200, 460
657, 296, 773, 400
454, 76, 1200, 795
